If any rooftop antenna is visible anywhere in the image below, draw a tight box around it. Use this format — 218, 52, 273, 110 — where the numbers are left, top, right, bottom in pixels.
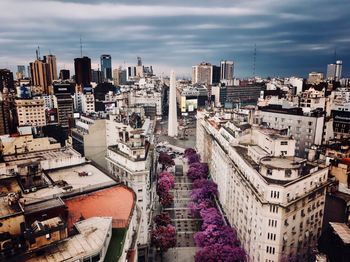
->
253, 43, 256, 77
80, 35, 83, 58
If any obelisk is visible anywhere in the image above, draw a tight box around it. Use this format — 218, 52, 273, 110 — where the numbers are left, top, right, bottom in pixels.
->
168, 70, 178, 137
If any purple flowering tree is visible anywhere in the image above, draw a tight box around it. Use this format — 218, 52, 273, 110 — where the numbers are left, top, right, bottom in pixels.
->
187, 153, 201, 165
184, 148, 197, 158
195, 244, 247, 262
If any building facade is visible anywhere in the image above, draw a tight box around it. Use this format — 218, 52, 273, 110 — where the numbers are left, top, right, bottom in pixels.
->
15, 98, 46, 127
196, 110, 329, 262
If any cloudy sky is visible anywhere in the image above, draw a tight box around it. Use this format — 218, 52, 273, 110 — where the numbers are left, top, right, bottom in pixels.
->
0, 0, 349, 78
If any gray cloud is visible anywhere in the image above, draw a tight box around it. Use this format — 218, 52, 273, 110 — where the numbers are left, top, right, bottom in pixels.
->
0, 0, 349, 77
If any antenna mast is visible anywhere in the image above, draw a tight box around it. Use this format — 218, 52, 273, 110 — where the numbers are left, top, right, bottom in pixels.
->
253, 43, 256, 77
80, 36, 83, 58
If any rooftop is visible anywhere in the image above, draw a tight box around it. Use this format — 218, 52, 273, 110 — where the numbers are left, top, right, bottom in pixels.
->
2, 147, 80, 166
23, 197, 65, 216
65, 185, 135, 230
26, 217, 112, 262
330, 222, 350, 245
0, 178, 22, 218
23, 163, 116, 203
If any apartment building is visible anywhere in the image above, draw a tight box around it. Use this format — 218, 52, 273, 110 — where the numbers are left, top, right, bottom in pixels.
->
197, 110, 329, 262
15, 98, 46, 126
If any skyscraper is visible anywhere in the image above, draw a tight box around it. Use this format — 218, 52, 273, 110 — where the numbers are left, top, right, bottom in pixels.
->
168, 70, 178, 137
59, 69, 70, 80
30, 59, 51, 94
44, 54, 58, 80
17, 65, 26, 79
0, 69, 14, 92
220, 60, 234, 81
100, 54, 112, 81
192, 62, 213, 85
335, 60, 342, 81
212, 65, 220, 84
326, 64, 336, 81
127, 66, 136, 80
74, 56, 92, 86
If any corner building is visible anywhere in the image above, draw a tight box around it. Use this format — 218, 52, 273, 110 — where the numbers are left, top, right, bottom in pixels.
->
196, 110, 329, 262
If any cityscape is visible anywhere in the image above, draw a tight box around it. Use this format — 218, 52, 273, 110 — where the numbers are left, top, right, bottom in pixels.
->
1, 1, 350, 262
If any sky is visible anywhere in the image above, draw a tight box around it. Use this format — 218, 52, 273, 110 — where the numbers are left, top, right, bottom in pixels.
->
0, 0, 349, 78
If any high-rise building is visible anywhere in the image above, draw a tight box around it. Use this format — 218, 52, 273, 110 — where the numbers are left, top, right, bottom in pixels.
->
30, 58, 52, 94
127, 66, 136, 80
59, 69, 70, 80
212, 65, 220, 84
91, 69, 102, 84
27, 65, 31, 79
15, 98, 46, 127
137, 56, 142, 67
17, 65, 26, 79
335, 60, 343, 81
74, 57, 91, 86
168, 70, 178, 137
192, 62, 213, 85
44, 54, 58, 81
0, 69, 14, 92
113, 67, 127, 86
220, 60, 234, 81
327, 64, 336, 81
53, 84, 73, 128
100, 54, 112, 81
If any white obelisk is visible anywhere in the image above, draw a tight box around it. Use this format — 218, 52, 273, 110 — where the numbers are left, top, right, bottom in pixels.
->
168, 70, 178, 137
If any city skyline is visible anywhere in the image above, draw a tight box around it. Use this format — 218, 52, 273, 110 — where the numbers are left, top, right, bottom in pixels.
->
0, 0, 350, 78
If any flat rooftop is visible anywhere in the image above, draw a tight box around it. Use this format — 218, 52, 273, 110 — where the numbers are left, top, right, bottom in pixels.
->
0, 178, 23, 218
2, 147, 80, 167
23, 164, 116, 203
260, 156, 305, 170
26, 217, 112, 262
65, 185, 135, 230
24, 197, 65, 216
330, 222, 350, 244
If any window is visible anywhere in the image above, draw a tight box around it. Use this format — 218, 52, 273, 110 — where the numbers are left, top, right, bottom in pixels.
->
285, 170, 292, 178
281, 141, 288, 145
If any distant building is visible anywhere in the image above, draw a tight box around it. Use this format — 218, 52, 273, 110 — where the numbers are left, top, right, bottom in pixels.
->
127, 66, 136, 80
113, 67, 127, 85
81, 86, 95, 113
44, 54, 58, 81
335, 60, 343, 81
74, 56, 91, 86
192, 62, 213, 85
59, 69, 70, 80
327, 64, 336, 81
53, 84, 73, 128
100, 54, 112, 81
220, 60, 234, 81
91, 69, 102, 84
308, 72, 324, 85
0, 68, 14, 92
212, 65, 220, 85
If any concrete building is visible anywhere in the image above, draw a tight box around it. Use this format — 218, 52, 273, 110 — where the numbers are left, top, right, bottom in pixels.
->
327, 64, 336, 81
74, 56, 92, 87
59, 69, 70, 80
168, 70, 178, 137
308, 72, 324, 85
197, 110, 329, 262
336, 60, 343, 81
192, 62, 213, 85
81, 87, 95, 113
0, 134, 60, 156
105, 111, 155, 258
100, 54, 112, 81
220, 60, 234, 81
0, 69, 14, 92
53, 84, 73, 128
71, 115, 107, 169
15, 98, 46, 127
257, 106, 325, 158
113, 67, 127, 86
44, 54, 58, 81
29, 58, 52, 95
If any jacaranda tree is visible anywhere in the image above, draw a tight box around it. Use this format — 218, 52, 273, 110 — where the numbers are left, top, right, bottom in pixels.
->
195, 244, 247, 262
151, 224, 177, 252
154, 212, 172, 227
158, 152, 175, 170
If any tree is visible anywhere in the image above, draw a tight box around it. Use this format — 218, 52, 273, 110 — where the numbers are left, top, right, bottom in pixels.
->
187, 153, 201, 164
194, 224, 237, 247
195, 244, 246, 262
158, 152, 175, 170
184, 148, 196, 158
151, 224, 177, 252
154, 212, 172, 227
188, 199, 214, 217
189, 162, 209, 176
160, 192, 174, 207
191, 181, 218, 202
157, 172, 175, 194
187, 163, 209, 181
200, 208, 224, 230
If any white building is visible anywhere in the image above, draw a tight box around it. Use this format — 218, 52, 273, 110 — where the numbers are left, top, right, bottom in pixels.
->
196, 110, 329, 262
15, 98, 46, 127
81, 93, 95, 113
331, 88, 350, 111
192, 62, 213, 85
105, 112, 155, 254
